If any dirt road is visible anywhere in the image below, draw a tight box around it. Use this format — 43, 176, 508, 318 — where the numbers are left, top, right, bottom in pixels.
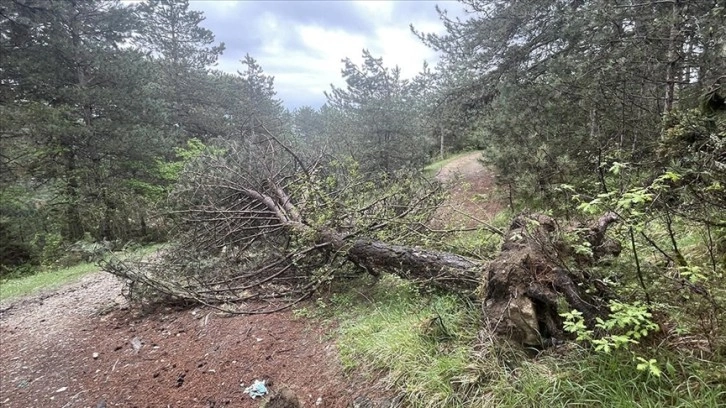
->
0, 271, 364, 407
433, 152, 503, 228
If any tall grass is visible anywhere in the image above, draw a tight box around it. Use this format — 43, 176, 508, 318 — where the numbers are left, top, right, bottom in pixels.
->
330, 275, 482, 406
485, 350, 725, 408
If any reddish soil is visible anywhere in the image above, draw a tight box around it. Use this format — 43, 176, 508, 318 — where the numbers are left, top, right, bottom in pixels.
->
0, 273, 369, 407
433, 152, 504, 227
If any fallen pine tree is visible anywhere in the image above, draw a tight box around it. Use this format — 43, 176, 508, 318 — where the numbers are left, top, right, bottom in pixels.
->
103, 134, 621, 346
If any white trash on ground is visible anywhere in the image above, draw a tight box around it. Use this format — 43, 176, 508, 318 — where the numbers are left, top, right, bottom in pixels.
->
242, 379, 268, 399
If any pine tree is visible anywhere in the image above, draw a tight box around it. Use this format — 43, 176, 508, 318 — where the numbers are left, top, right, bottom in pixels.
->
135, 0, 225, 141
1, 0, 167, 246
326, 50, 429, 175
235, 54, 285, 138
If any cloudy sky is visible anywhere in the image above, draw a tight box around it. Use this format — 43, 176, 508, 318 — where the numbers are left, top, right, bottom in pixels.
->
188, 1, 466, 109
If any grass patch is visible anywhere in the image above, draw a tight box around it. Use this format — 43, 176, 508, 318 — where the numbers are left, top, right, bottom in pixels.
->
0, 244, 162, 301
424, 151, 482, 174
0, 262, 98, 301
303, 274, 726, 407
331, 275, 482, 406
484, 350, 726, 408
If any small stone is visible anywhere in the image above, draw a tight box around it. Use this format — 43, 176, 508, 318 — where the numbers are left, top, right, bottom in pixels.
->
92, 352, 99, 359
316, 397, 323, 406
55, 387, 67, 393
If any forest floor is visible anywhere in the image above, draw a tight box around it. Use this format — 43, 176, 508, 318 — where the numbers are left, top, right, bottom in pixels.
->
0, 153, 500, 408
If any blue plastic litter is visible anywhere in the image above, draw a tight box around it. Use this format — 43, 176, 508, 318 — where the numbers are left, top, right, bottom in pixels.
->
243, 379, 268, 399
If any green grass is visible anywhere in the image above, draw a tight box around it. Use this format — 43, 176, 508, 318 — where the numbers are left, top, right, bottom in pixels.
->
485, 350, 726, 408
327, 275, 483, 406
0, 244, 162, 302
0, 262, 99, 301
302, 274, 726, 408
424, 151, 482, 174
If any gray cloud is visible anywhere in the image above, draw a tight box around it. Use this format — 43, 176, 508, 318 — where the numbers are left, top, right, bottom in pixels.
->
243, 1, 374, 34
195, 0, 374, 54
190, 1, 465, 109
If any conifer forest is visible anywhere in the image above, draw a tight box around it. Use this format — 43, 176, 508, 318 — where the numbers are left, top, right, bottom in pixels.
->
1, 1, 725, 407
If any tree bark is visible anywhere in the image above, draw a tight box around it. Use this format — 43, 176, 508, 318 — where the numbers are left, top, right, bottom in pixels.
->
311, 228, 482, 295
63, 147, 84, 241
347, 238, 480, 294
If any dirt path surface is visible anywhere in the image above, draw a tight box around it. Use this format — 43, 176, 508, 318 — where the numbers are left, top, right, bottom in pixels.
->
0, 273, 371, 407
0, 153, 497, 408
433, 152, 503, 227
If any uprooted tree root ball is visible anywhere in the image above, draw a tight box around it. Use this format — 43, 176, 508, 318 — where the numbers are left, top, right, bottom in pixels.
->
482, 212, 621, 346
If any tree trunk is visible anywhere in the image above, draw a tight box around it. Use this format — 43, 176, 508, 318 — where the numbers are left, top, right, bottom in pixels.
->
663, 0, 682, 118
64, 148, 84, 241
307, 227, 481, 295
313, 212, 619, 347
439, 124, 445, 160
344, 236, 480, 294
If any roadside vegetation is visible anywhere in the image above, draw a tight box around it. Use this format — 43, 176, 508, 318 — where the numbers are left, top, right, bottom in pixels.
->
0, 262, 99, 301
306, 271, 725, 407
0, 244, 160, 301
2, 0, 724, 407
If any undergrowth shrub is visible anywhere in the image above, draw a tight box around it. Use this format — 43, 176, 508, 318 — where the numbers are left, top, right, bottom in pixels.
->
562, 301, 661, 376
